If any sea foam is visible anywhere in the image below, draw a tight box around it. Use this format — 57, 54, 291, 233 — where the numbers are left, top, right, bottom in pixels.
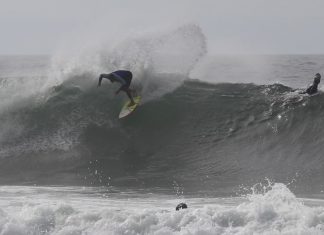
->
0, 183, 323, 234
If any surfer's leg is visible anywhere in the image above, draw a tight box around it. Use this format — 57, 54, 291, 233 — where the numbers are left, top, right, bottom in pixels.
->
131, 89, 137, 97
123, 87, 135, 106
126, 87, 137, 97
121, 73, 135, 106
124, 72, 138, 97
126, 78, 138, 96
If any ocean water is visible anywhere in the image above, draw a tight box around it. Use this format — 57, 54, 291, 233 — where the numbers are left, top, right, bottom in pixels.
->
1, 25, 324, 234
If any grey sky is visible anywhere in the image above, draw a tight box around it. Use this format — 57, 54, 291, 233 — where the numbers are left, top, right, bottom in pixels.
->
1, 0, 324, 54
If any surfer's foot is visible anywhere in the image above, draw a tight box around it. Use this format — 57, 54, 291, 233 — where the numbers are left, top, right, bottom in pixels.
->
128, 101, 135, 107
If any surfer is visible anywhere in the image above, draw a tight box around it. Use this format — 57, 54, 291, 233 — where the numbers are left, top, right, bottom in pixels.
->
300, 73, 321, 95
176, 203, 188, 211
98, 70, 135, 106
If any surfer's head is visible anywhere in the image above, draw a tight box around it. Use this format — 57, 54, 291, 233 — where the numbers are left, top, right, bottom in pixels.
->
314, 73, 321, 84
176, 202, 188, 211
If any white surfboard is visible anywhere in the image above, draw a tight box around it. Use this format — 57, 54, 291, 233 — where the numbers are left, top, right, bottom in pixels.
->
119, 96, 141, 119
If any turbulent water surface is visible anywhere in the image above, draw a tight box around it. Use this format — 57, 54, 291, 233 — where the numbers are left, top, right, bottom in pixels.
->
1, 26, 324, 234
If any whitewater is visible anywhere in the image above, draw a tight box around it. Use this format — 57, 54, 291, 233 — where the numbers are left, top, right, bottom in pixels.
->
1, 25, 324, 234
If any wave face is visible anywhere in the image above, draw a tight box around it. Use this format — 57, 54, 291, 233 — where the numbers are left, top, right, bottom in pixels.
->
1, 73, 324, 194
1, 26, 324, 195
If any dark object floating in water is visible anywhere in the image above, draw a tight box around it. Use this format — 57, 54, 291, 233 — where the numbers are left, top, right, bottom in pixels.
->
176, 203, 188, 211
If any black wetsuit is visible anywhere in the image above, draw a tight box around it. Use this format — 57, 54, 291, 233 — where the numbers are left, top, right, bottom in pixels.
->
98, 70, 135, 104
305, 83, 319, 95
98, 70, 133, 90
300, 75, 321, 95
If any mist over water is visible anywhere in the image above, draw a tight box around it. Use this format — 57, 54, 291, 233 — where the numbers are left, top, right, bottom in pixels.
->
49, 24, 206, 100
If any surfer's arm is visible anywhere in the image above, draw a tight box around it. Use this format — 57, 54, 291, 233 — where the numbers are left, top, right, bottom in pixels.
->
304, 85, 316, 95
298, 85, 312, 94
97, 74, 104, 87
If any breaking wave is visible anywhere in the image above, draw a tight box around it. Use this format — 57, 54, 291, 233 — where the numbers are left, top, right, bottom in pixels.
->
0, 25, 323, 196
1, 75, 324, 195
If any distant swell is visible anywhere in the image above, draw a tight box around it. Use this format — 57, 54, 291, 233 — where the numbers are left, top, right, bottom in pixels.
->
0, 77, 323, 195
